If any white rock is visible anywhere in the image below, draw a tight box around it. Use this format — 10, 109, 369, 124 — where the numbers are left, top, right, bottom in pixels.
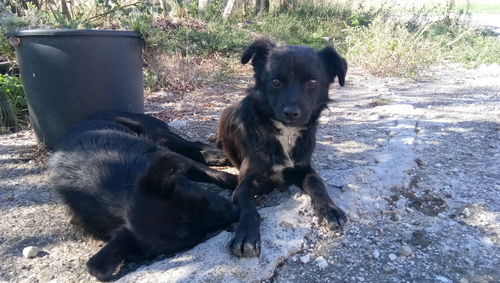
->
373, 249, 380, 259
167, 119, 188, 130
314, 256, 328, 268
398, 246, 413, 257
22, 246, 40, 258
435, 275, 452, 283
459, 278, 469, 283
388, 253, 397, 261
299, 254, 311, 264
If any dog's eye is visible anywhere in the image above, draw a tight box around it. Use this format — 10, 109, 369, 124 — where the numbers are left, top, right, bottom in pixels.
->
271, 79, 282, 88
306, 79, 318, 88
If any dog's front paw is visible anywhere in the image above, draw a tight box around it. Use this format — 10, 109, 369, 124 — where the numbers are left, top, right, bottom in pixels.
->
86, 254, 117, 282
316, 203, 347, 230
228, 229, 261, 257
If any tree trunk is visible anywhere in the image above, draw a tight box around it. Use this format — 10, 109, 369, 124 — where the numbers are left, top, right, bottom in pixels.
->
61, 0, 72, 20
198, 0, 210, 12
222, 0, 235, 20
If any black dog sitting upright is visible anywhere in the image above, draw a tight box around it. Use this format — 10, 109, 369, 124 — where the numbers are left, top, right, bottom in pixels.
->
49, 118, 239, 281
217, 38, 348, 257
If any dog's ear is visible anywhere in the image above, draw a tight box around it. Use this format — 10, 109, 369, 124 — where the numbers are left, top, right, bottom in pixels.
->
138, 152, 190, 197
318, 46, 348, 86
241, 38, 277, 75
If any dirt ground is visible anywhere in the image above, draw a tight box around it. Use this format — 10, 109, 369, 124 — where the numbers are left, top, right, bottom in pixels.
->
0, 61, 499, 283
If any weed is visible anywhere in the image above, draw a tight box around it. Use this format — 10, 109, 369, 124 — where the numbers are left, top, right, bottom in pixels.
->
0, 74, 28, 130
346, 17, 440, 77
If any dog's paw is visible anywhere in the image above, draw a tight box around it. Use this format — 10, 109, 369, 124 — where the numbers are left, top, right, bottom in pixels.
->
219, 172, 238, 190
317, 203, 347, 230
228, 230, 261, 257
201, 147, 228, 166
86, 254, 116, 281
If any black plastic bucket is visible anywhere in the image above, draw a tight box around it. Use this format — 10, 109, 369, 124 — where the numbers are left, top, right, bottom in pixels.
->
6, 29, 144, 149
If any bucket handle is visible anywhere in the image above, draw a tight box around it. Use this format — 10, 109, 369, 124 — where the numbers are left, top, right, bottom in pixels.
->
8, 37, 20, 48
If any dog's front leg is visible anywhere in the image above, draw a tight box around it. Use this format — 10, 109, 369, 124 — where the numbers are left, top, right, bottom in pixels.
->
301, 168, 347, 230
229, 175, 261, 257
86, 228, 143, 281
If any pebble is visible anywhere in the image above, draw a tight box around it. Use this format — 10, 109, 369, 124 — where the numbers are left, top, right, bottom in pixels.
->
22, 246, 40, 258
398, 246, 413, 257
435, 275, 452, 283
459, 278, 469, 283
463, 207, 471, 218
388, 253, 397, 261
314, 256, 328, 269
394, 214, 403, 221
415, 158, 427, 168
300, 254, 311, 264
373, 249, 380, 259
279, 220, 296, 229
167, 119, 188, 130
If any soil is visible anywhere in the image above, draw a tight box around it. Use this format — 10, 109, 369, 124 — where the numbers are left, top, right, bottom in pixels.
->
0, 61, 499, 283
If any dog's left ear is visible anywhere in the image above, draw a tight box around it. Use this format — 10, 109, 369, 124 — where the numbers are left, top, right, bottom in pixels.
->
318, 46, 348, 86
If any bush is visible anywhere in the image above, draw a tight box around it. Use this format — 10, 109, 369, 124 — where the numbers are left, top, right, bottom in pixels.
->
345, 17, 440, 77
0, 74, 27, 131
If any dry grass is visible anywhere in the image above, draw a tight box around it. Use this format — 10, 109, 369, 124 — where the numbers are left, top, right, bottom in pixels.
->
143, 50, 251, 93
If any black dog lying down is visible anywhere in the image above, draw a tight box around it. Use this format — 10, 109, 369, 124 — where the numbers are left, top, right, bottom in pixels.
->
48, 115, 239, 281
217, 38, 348, 257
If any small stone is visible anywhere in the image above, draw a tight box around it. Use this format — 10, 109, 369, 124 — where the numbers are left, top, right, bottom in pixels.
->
398, 246, 413, 257
459, 278, 469, 283
167, 119, 188, 130
415, 158, 427, 168
373, 249, 380, 259
279, 221, 296, 229
388, 253, 397, 261
394, 214, 403, 221
463, 207, 471, 218
358, 277, 365, 282
314, 256, 328, 268
435, 163, 442, 168
300, 254, 311, 264
435, 275, 452, 283
22, 246, 40, 258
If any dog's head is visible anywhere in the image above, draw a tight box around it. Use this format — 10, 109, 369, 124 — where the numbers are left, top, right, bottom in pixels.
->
242, 38, 347, 127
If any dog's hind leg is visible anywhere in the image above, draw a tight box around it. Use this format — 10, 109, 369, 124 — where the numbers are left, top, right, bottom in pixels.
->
94, 112, 228, 166
185, 161, 238, 190
158, 136, 228, 166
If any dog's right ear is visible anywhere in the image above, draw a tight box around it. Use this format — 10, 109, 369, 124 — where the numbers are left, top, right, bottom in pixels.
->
138, 152, 190, 197
241, 38, 277, 75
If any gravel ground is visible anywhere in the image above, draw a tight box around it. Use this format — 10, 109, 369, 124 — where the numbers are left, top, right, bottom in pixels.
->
0, 62, 499, 283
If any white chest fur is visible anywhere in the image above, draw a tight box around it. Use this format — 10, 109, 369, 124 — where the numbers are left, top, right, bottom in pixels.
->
272, 120, 303, 169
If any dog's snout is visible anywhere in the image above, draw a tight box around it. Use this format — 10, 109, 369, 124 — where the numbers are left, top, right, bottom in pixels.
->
282, 106, 301, 120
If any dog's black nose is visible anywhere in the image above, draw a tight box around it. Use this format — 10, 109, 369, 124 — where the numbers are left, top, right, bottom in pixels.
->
283, 106, 301, 120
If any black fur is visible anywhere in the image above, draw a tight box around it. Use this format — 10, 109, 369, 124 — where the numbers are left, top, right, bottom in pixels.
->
90, 111, 229, 166
49, 120, 239, 281
217, 38, 348, 257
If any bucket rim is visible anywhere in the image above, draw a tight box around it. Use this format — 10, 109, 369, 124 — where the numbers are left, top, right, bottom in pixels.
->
5, 29, 141, 38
